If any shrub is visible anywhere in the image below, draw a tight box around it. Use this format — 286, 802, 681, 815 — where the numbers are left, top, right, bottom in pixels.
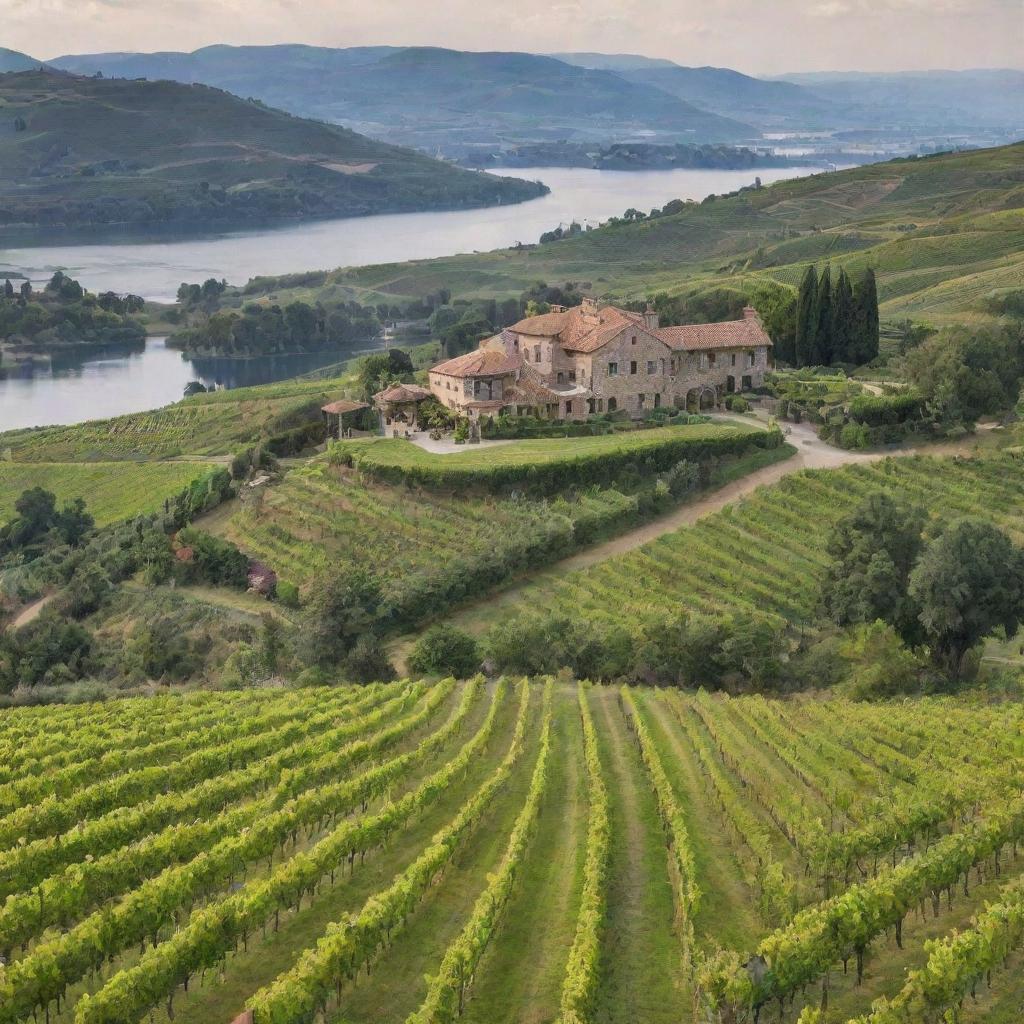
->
275, 580, 300, 608
408, 624, 481, 677
344, 636, 396, 683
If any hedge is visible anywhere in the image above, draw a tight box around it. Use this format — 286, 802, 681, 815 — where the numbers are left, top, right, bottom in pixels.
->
335, 427, 783, 496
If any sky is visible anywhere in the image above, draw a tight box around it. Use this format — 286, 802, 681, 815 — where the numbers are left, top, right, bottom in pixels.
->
5, 0, 1022, 74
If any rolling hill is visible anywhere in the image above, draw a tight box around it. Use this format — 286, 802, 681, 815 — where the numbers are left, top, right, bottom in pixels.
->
51, 44, 755, 151
0, 69, 547, 232
226, 141, 1024, 329
0, 48, 46, 73
556, 53, 835, 130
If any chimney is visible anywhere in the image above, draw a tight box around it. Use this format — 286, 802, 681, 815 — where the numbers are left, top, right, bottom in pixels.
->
548, 304, 565, 314
643, 303, 659, 331
581, 295, 600, 323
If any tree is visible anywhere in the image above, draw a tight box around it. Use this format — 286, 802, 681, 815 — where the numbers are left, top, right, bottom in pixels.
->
811, 264, 832, 364
408, 624, 481, 677
853, 269, 880, 363
751, 281, 797, 365
823, 491, 927, 646
909, 519, 1024, 679
831, 268, 855, 364
3, 279, 13, 299
299, 570, 382, 669
358, 349, 414, 401
795, 265, 817, 367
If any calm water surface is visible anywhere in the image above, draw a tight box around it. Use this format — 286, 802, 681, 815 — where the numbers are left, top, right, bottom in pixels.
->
0, 339, 376, 432
0, 165, 825, 430
0, 166, 823, 301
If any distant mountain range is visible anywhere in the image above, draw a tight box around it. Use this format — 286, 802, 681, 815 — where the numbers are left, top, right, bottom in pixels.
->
0, 48, 47, 73
0, 69, 546, 233
48, 45, 754, 151
7, 44, 1022, 160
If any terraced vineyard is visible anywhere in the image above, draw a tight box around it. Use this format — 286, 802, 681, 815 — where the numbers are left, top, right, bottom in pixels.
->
0, 376, 352, 462
2, 680, 1023, 1024
448, 453, 1024, 638
0, 461, 211, 526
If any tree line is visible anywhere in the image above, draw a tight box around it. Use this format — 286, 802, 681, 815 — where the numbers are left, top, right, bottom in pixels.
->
786, 264, 879, 367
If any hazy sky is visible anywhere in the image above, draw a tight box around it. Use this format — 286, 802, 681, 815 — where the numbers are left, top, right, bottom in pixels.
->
7, 0, 1023, 74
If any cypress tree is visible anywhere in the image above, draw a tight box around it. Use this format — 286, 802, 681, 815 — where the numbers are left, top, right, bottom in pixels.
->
811, 264, 832, 365
795, 265, 817, 368
832, 268, 854, 363
855, 268, 880, 363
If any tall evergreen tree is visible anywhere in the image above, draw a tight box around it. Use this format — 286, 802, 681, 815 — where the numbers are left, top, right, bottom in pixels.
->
854, 268, 880, 364
811, 264, 832, 365
831, 268, 855, 363
795, 265, 817, 367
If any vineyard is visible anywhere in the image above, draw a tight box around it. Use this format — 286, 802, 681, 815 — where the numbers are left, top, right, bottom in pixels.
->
0, 462, 211, 526
0, 376, 351, 462
1, 679, 1022, 1024
446, 453, 1024, 638
210, 460, 640, 590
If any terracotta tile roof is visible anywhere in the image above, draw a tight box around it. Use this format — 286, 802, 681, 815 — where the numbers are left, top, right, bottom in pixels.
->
508, 310, 571, 336
655, 313, 772, 352
321, 399, 368, 415
430, 349, 522, 378
374, 383, 432, 403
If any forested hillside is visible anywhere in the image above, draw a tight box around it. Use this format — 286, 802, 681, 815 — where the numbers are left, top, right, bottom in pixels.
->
0, 70, 546, 232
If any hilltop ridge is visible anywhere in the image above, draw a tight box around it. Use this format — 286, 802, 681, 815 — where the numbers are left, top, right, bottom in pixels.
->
0, 69, 547, 233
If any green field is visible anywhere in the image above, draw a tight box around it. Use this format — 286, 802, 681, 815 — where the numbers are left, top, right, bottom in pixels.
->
2, 679, 1022, 1024
440, 452, 1024, 641
229, 142, 1024, 330
336, 422, 756, 473
0, 461, 211, 526
0, 376, 354, 463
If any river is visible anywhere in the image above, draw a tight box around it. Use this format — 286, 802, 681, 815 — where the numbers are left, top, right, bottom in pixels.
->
0, 165, 825, 431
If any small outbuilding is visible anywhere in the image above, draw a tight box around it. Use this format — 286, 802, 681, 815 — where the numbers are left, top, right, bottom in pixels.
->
321, 399, 369, 440
373, 383, 433, 431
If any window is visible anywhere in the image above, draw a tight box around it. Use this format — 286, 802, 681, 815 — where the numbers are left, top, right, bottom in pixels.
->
608, 397, 617, 412
660, 358, 666, 375
608, 362, 618, 376
730, 354, 737, 367
708, 353, 717, 367
534, 346, 541, 364
631, 335, 637, 345
654, 393, 661, 408
670, 357, 677, 374
638, 393, 645, 408
557, 371, 565, 384
568, 370, 576, 382
647, 360, 656, 375
512, 338, 518, 350
565, 400, 572, 415
630, 361, 637, 375
597, 399, 604, 412
748, 352, 756, 368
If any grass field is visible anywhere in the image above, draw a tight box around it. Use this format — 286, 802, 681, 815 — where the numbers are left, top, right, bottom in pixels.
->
0, 375, 354, 463
440, 452, 1024, 639
334, 422, 757, 474
0, 461, 211, 526
3, 679, 1023, 1024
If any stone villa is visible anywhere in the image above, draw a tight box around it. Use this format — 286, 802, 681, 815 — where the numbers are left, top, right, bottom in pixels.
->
424, 298, 772, 422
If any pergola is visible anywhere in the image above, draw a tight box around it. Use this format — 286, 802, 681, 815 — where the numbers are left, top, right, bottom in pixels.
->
321, 399, 369, 440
